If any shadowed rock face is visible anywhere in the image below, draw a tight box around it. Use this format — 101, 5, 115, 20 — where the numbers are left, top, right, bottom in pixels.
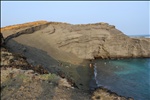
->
1, 21, 150, 60
1, 32, 5, 46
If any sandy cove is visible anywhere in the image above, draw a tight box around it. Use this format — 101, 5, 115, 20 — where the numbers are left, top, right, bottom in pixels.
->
1, 46, 133, 100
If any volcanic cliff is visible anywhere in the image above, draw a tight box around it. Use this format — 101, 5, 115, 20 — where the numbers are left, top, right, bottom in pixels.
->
1, 21, 150, 62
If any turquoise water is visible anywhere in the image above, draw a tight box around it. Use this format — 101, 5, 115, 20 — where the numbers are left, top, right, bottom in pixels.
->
94, 58, 150, 100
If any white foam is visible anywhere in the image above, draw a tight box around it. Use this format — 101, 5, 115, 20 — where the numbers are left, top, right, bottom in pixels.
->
94, 65, 99, 86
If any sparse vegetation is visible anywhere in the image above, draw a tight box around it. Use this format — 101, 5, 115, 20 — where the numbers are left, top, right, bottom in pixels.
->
39, 73, 60, 82
18, 74, 28, 79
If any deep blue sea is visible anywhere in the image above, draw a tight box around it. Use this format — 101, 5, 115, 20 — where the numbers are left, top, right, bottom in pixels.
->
94, 58, 150, 100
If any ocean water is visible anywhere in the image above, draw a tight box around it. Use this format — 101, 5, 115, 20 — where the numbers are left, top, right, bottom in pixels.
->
128, 35, 150, 38
93, 58, 150, 100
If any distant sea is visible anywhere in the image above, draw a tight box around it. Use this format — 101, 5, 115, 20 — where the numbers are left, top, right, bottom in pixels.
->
128, 35, 150, 38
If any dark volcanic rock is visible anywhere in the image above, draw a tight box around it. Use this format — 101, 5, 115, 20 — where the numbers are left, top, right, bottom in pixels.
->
1, 32, 5, 46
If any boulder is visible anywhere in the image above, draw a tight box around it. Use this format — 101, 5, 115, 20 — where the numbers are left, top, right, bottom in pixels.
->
0, 33, 5, 46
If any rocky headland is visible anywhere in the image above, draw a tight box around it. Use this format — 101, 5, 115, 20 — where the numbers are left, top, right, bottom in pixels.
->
1, 20, 149, 100
1, 21, 150, 60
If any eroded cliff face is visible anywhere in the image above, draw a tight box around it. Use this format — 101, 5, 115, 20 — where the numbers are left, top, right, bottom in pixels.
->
1, 21, 150, 60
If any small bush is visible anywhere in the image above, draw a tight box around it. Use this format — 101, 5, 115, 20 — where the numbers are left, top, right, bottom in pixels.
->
40, 73, 60, 82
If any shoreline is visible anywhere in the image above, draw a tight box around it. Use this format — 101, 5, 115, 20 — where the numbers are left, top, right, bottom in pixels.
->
91, 58, 150, 100
1, 46, 134, 100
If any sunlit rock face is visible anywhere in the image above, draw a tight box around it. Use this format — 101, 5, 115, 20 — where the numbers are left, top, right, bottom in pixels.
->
1, 21, 150, 61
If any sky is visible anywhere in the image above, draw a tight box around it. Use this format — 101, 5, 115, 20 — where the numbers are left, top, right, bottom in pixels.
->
1, 1, 149, 36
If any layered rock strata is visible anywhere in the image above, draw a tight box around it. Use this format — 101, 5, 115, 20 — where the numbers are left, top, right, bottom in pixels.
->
1, 21, 149, 60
